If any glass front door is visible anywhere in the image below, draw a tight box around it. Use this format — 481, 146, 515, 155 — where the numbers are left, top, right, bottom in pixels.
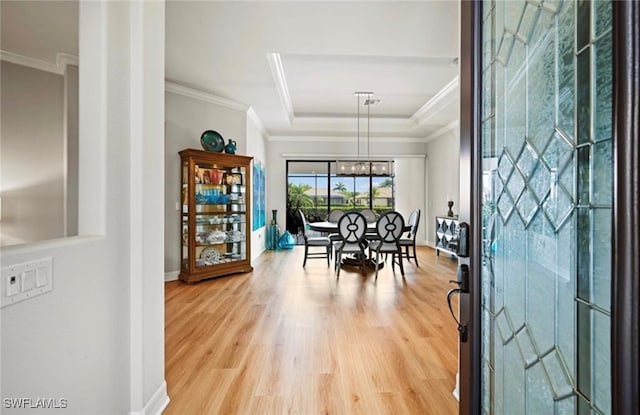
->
480, 0, 612, 413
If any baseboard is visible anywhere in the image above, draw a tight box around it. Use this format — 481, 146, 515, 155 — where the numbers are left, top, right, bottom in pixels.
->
129, 381, 170, 415
452, 372, 460, 401
165, 271, 179, 282
252, 246, 266, 261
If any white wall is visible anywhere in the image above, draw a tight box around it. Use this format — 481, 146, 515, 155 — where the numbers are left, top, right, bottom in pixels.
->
265, 138, 429, 242
425, 123, 460, 246
394, 157, 427, 245
245, 111, 268, 260
0, 61, 66, 246
164, 90, 247, 276
0, 2, 167, 414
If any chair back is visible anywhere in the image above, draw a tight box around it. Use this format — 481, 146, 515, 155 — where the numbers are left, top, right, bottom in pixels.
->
337, 212, 367, 244
407, 208, 421, 238
376, 211, 405, 243
359, 208, 377, 223
298, 209, 309, 238
328, 209, 345, 223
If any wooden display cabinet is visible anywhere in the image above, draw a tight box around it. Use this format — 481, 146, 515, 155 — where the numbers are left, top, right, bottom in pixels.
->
179, 149, 253, 283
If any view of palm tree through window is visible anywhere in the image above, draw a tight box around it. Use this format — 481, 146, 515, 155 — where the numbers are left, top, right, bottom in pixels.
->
286, 161, 395, 238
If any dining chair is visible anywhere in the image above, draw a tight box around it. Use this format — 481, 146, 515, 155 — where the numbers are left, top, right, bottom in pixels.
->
333, 212, 368, 277
369, 211, 405, 280
328, 209, 345, 222
327, 209, 345, 244
299, 209, 332, 267
360, 208, 379, 241
359, 208, 377, 223
399, 208, 421, 266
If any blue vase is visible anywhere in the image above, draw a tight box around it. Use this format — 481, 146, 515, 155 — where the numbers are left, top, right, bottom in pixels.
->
267, 210, 280, 250
278, 231, 295, 250
224, 139, 237, 154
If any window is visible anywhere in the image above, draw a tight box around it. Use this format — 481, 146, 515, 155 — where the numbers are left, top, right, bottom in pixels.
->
286, 160, 394, 235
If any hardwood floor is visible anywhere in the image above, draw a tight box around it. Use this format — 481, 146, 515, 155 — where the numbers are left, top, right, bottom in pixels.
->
165, 245, 459, 414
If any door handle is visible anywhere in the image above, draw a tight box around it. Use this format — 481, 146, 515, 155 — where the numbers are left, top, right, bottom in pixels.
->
447, 264, 470, 342
449, 263, 469, 292
458, 222, 469, 257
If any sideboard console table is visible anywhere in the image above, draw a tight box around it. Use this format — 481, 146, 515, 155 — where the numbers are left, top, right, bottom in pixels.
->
435, 216, 459, 257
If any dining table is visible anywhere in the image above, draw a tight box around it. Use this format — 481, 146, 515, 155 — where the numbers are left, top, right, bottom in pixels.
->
308, 220, 411, 234
308, 220, 411, 269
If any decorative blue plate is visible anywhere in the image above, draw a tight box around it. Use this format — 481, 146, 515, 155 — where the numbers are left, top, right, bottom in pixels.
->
200, 130, 225, 152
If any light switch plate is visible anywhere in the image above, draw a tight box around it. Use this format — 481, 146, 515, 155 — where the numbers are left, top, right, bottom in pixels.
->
36, 265, 49, 287
23, 269, 37, 291
6, 274, 20, 296
2, 257, 53, 308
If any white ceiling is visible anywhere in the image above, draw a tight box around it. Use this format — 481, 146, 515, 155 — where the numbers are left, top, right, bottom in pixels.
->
165, 1, 460, 139
0, 1, 78, 62
1, 1, 460, 140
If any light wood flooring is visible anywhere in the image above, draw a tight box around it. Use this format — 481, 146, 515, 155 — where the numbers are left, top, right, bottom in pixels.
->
165, 245, 459, 414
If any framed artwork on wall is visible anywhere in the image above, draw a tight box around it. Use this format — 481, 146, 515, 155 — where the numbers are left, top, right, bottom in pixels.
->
252, 160, 265, 231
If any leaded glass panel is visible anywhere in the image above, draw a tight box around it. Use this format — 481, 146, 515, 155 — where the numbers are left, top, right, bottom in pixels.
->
592, 139, 613, 206
557, 395, 576, 415
526, 214, 556, 353
594, 31, 613, 142
576, 51, 591, 145
592, 309, 611, 413
503, 340, 525, 414
527, 13, 555, 153
557, 1, 575, 142
526, 362, 554, 414
576, 0, 591, 51
592, 208, 611, 311
594, 0, 612, 39
480, 0, 612, 413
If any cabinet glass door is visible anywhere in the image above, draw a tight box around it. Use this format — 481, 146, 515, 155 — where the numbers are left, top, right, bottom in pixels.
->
192, 163, 247, 267
181, 159, 189, 270
480, 0, 612, 413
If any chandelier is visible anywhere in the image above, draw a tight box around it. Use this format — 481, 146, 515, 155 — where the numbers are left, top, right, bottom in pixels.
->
336, 92, 394, 177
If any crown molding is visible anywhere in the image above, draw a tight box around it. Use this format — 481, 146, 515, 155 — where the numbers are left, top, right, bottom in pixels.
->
165, 81, 270, 137
247, 107, 268, 138
57, 53, 79, 69
280, 152, 426, 159
264, 52, 459, 135
424, 119, 459, 143
269, 135, 427, 143
266, 53, 295, 125
0, 50, 78, 75
165, 81, 248, 112
290, 115, 412, 130
410, 76, 459, 126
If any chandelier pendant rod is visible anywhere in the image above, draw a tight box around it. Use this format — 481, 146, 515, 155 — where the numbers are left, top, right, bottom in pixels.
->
357, 93, 361, 165
367, 92, 371, 170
